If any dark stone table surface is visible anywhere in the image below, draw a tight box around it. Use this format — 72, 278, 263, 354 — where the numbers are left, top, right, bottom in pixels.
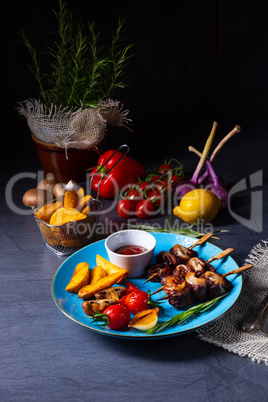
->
1, 117, 268, 401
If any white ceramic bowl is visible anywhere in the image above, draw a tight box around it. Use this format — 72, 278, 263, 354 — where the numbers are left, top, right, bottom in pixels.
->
105, 230, 156, 278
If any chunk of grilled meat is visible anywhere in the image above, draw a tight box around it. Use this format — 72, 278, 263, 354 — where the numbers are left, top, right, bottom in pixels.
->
155, 251, 177, 267
94, 286, 126, 301
160, 275, 189, 296
185, 271, 207, 301
82, 299, 116, 316
169, 244, 198, 264
173, 264, 193, 283
167, 281, 193, 309
187, 257, 215, 277
145, 264, 173, 282
202, 271, 233, 298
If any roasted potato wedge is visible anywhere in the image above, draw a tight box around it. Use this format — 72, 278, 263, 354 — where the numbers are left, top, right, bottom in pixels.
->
65, 262, 90, 293
78, 270, 128, 300
50, 207, 86, 226
77, 195, 92, 212
64, 190, 79, 209
96, 254, 128, 282
72, 262, 89, 277
35, 200, 63, 222
88, 265, 107, 284
77, 186, 85, 200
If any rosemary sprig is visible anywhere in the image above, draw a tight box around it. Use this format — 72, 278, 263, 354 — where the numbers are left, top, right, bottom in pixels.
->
20, 0, 133, 109
126, 216, 228, 239
147, 293, 228, 335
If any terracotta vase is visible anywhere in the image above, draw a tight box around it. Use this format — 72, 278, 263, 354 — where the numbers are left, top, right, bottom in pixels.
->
32, 134, 100, 183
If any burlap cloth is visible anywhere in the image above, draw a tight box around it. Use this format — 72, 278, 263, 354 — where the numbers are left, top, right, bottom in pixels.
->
197, 240, 268, 365
18, 99, 131, 150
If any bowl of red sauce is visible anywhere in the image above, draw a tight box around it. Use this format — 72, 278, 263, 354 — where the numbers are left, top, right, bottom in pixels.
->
105, 230, 156, 278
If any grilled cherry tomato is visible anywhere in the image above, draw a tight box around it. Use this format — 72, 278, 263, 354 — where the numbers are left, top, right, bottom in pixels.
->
102, 304, 130, 330
117, 199, 136, 219
122, 290, 149, 314
135, 199, 156, 219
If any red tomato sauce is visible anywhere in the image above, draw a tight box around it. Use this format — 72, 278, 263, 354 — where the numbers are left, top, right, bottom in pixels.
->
114, 245, 148, 255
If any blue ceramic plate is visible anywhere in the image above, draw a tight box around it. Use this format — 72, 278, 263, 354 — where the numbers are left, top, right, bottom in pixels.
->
51, 233, 242, 339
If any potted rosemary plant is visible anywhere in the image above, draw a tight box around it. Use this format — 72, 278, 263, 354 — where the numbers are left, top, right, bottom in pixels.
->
18, 0, 133, 182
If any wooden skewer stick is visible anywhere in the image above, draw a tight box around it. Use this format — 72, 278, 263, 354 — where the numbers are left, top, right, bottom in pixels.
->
151, 248, 235, 296
151, 287, 164, 296
157, 294, 169, 301
223, 264, 253, 276
188, 232, 213, 249
143, 272, 158, 284
206, 248, 234, 263
157, 264, 254, 301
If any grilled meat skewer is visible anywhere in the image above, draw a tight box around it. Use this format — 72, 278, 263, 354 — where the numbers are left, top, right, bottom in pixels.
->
145, 233, 213, 283
151, 248, 234, 295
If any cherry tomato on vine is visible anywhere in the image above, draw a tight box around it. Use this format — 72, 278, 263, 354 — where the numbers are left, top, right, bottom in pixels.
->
137, 181, 151, 197
135, 199, 156, 219
117, 199, 136, 219
157, 164, 172, 176
147, 187, 165, 207
102, 304, 130, 330
170, 174, 183, 187
126, 189, 144, 204
150, 174, 163, 183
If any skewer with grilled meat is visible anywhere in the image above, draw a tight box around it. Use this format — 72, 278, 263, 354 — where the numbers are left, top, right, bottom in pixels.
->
169, 232, 213, 265
160, 275, 193, 309
145, 264, 174, 283
156, 251, 177, 267
184, 272, 207, 301
169, 244, 198, 265
202, 271, 233, 298
161, 272, 207, 304
187, 257, 216, 277
145, 246, 200, 283
145, 234, 214, 283
151, 248, 234, 295
172, 264, 193, 283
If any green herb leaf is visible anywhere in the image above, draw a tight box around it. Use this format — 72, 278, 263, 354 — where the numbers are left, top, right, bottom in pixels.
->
146, 294, 228, 335
20, 1, 133, 108
91, 313, 110, 329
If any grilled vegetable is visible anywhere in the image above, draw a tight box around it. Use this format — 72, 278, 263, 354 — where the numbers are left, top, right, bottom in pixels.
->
91, 304, 131, 330
95, 286, 127, 301
82, 299, 116, 316
128, 308, 159, 331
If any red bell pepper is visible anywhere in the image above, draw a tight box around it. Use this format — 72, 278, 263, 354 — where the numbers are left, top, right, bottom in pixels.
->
90, 150, 145, 198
